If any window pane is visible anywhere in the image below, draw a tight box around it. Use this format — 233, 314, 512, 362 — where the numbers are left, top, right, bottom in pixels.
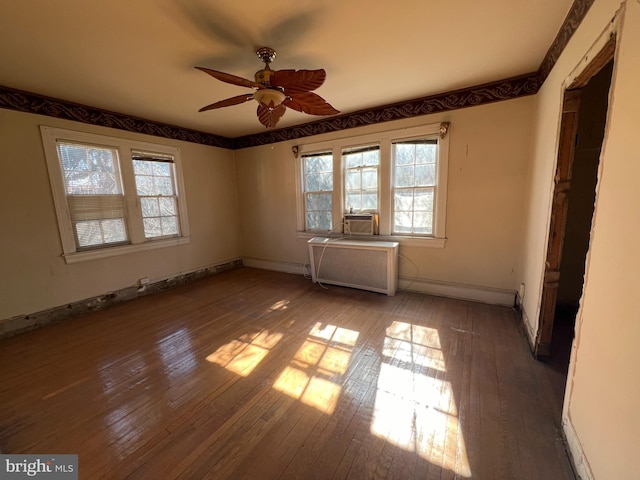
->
413, 212, 433, 234
306, 211, 332, 231
102, 219, 128, 243
345, 156, 361, 169
135, 175, 154, 195
394, 144, 415, 165
362, 193, 377, 210
347, 194, 361, 210
363, 150, 380, 166
161, 216, 179, 236
394, 190, 414, 211
143, 217, 162, 238
361, 169, 377, 190
304, 154, 332, 174
395, 165, 414, 187
306, 193, 332, 211
75, 220, 102, 247
133, 160, 153, 175
394, 211, 413, 233
305, 173, 332, 192
159, 197, 177, 216
141, 197, 159, 216
416, 144, 437, 164
415, 164, 436, 186
156, 177, 174, 196
414, 188, 434, 211
153, 162, 171, 176
346, 171, 361, 190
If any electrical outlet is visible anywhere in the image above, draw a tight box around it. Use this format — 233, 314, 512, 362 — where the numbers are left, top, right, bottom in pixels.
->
138, 277, 150, 287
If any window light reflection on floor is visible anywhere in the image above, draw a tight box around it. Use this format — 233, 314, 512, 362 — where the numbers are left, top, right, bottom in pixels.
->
370, 321, 471, 477
272, 323, 359, 415
206, 330, 283, 377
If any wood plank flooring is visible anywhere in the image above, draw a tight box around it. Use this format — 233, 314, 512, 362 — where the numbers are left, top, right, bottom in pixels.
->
0, 267, 575, 479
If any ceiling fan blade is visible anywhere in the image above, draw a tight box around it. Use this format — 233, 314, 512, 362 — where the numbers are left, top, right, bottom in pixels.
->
195, 66, 262, 89
198, 94, 254, 112
270, 69, 326, 94
257, 103, 287, 128
284, 92, 339, 116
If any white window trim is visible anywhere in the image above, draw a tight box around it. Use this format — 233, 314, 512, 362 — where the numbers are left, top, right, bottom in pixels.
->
41, 126, 190, 263
295, 123, 449, 247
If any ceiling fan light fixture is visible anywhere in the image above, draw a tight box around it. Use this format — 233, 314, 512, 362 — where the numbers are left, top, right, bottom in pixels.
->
253, 88, 286, 108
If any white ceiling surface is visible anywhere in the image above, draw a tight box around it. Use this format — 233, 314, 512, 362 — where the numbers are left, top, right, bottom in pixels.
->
0, 0, 572, 138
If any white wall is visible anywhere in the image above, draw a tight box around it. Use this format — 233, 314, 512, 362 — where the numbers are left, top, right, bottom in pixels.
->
519, 0, 640, 478
0, 109, 242, 324
235, 97, 534, 301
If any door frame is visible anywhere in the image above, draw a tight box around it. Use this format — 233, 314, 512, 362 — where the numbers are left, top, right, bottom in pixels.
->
534, 37, 616, 358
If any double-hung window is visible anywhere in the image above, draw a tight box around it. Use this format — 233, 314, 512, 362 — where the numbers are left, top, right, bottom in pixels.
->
132, 151, 180, 239
297, 122, 449, 245
392, 139, 437, 235
41, 126, 190, 262
56, 142, 128, 248
302, 151, 334, 231
343, 145, 380, 213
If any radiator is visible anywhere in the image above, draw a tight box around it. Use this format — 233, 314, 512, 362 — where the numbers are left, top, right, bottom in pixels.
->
308, 237, 399, 296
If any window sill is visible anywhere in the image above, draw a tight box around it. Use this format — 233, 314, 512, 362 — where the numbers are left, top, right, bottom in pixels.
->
63, 236, 191, 264
296, 231, 446, 248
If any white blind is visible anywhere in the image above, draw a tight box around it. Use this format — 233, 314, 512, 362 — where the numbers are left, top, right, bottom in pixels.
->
66, 195, 126, 222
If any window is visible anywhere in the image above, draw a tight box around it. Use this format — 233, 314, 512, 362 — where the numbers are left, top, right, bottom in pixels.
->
56, 142, 128, 248
132, 152, 180, 239
392, 140, 437, 235
296, 123, 449, 245
343, 145, 380, 213
302, 151, 333, 231
41, 127, 190, 263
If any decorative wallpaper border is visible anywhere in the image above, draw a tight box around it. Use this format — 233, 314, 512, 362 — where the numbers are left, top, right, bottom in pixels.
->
233, 73, 541, 149
538, 0, 596, 82
0, 0, 593, 149
0, 85, 234, 149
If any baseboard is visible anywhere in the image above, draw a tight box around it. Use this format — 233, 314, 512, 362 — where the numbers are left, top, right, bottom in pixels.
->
242, 257, 309, 276
563, 414, 594, 480
399, 276, 516, 306
243, 258, 517, 306
517, 305, 538, 354
0, 258, 242, 338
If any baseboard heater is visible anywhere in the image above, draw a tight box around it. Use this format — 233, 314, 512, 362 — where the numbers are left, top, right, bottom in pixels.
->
308, 237, 399, 296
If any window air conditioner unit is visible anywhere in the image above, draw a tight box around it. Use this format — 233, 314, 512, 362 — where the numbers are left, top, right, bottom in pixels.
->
344, 213, 378, 236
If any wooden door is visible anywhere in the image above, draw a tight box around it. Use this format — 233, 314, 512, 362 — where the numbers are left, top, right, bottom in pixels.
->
535, 89, 581, 358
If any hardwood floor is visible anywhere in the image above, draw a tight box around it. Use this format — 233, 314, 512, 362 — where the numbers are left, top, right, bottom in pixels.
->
0, 268, 575, 479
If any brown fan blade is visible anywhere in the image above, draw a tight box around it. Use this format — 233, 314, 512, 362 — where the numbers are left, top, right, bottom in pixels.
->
198, 94, 254, 112
284, 92, 339, 116
270, 69, 326, 94
257, 102, 287, 128
195, 66, 262, 89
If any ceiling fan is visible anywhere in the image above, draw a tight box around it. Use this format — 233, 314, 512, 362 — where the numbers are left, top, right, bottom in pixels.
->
196, 47, 339, 128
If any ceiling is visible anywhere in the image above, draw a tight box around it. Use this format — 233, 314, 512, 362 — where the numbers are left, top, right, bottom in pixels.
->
0, 0, 573, 139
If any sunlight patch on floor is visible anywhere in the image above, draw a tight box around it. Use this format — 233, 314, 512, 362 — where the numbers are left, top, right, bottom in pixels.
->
206, 330, 283, 377
370, 321, 471, 477
272, 323, 359, 415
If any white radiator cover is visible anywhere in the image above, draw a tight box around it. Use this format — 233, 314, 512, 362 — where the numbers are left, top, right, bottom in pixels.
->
308, 237, 399, 296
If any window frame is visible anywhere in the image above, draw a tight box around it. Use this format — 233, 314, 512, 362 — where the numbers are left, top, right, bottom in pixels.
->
41, 126, 190, 263
295, 123, 449, 247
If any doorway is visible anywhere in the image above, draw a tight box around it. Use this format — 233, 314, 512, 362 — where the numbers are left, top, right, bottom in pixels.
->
535, 42, 615, 385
